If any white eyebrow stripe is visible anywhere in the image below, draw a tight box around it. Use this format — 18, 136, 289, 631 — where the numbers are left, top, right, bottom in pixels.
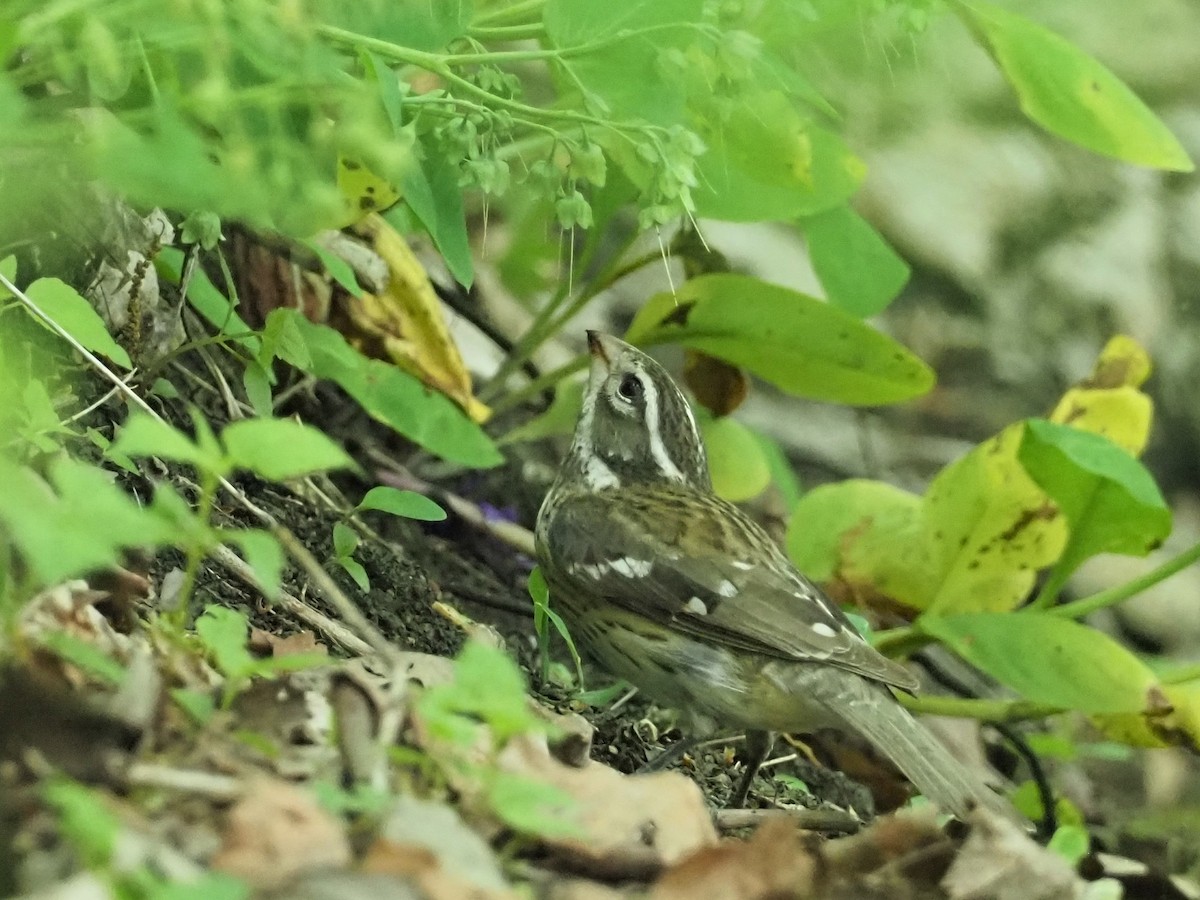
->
640, 366, 687, 484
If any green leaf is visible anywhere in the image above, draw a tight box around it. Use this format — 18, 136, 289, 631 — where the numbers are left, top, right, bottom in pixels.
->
265, 310, 501, 468
357, 486, 446, 521
919, 612, 1159, 714
787, 478, 923, 588
221, 417, 354, 480
151, 872, 250, 900
305, 240, 363, 297
1019, 419, 1170, 596
625, 273, 934, 405
26, 278, 132, 369
315, 0, 470, 51
486, 772, 581, 838
692, 93, 864, 221
955, 0, 1193, 172
0, 255, 16, 298
43, 778, 119, 868
499, 378, 584, 446
544, 0, 704, 124
1047, 824, 1090, 865
195, 605, 255, 680
242, 361, 273, 417
332, 522, 360, 558
529, 565, 584, 687
337, 555, 370, 592
171, 687, 216, 726
0, 456, 176, 584
748, 435, 801, 515
397, 151, 474, 288
112, 414, 220, 471
225, 528, 284, 601
419, 640, 540, 746
156, 248, 260, 354
36, 631, 126, 686
803, 205, 910, 317
700, 414, 769, 502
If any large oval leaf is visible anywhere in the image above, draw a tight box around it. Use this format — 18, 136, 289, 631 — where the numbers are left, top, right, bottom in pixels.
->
920, 612, 1158, 714
1019, 419, 1170, 580
692, 93, 864, 221
624, 274, 934, 405
955, 1, 1193, 172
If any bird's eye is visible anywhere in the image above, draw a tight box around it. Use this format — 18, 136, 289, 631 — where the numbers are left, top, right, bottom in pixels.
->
616, 373, 644, 402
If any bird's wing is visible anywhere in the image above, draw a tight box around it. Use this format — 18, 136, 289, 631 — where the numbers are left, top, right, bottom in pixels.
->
541, 486, 919, 693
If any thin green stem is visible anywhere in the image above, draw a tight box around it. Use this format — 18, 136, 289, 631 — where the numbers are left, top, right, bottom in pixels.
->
472, 0, 546, 28
900, 693, 1063, 722
469, 23, 546, 41
1051, 537, 1200, 621
492, 355, 587, 420
871, 625, 929, 659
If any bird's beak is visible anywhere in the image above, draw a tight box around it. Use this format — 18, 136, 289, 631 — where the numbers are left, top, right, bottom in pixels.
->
586, 330, 622, 370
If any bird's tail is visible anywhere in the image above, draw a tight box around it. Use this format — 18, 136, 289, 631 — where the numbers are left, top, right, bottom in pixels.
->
815, 672, 1014, 820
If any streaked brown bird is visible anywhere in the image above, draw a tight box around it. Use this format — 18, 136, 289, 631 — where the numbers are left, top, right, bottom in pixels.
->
535, 331, 1008, 817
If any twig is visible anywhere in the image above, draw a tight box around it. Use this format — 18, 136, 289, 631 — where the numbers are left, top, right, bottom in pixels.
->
211, 545, 372, 656
715, 806, 860, 834
126, 762, 242, 800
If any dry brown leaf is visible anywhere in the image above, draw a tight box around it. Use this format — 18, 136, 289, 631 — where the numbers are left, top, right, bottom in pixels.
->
650, 819, 817, 900
683, 351, 750, 416
362, 840, 516, 900
341, 214, 490, 423
942, 808, 1079, 900
495, 733, 717, 880
211, 778, 351, 889
248, 628, 328, 658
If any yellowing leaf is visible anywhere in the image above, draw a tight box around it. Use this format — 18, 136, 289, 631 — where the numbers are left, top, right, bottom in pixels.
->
337, 156, 402, 227
344, 214, 489, 423
1049, 335, 1152, 454
1094, 681, 1199, 751
788, 337, 1158, 616
920, 424, 1066, 613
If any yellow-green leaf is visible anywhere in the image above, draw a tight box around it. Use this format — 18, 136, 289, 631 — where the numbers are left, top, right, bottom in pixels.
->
626, 274, 934, 406
955, 1, 1193, 172
921, 612, 1158, 714
701, 415, 769, 502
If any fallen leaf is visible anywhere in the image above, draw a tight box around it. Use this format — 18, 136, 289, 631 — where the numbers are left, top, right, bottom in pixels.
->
337, 214, 490, 423
211, 779, 351, 889
942, 807, 1080, 900
249, 628, 328, 658
495, 733, 717, 880
650, 819, 817, 900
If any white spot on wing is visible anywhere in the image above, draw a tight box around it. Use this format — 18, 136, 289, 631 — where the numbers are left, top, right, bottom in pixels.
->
609, 557, 652, 578
573, 557, 652, 579
812, 622, 837, 638
684, 596, 708, 615
716, 579, 738, 598
731, 560, 754, 571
